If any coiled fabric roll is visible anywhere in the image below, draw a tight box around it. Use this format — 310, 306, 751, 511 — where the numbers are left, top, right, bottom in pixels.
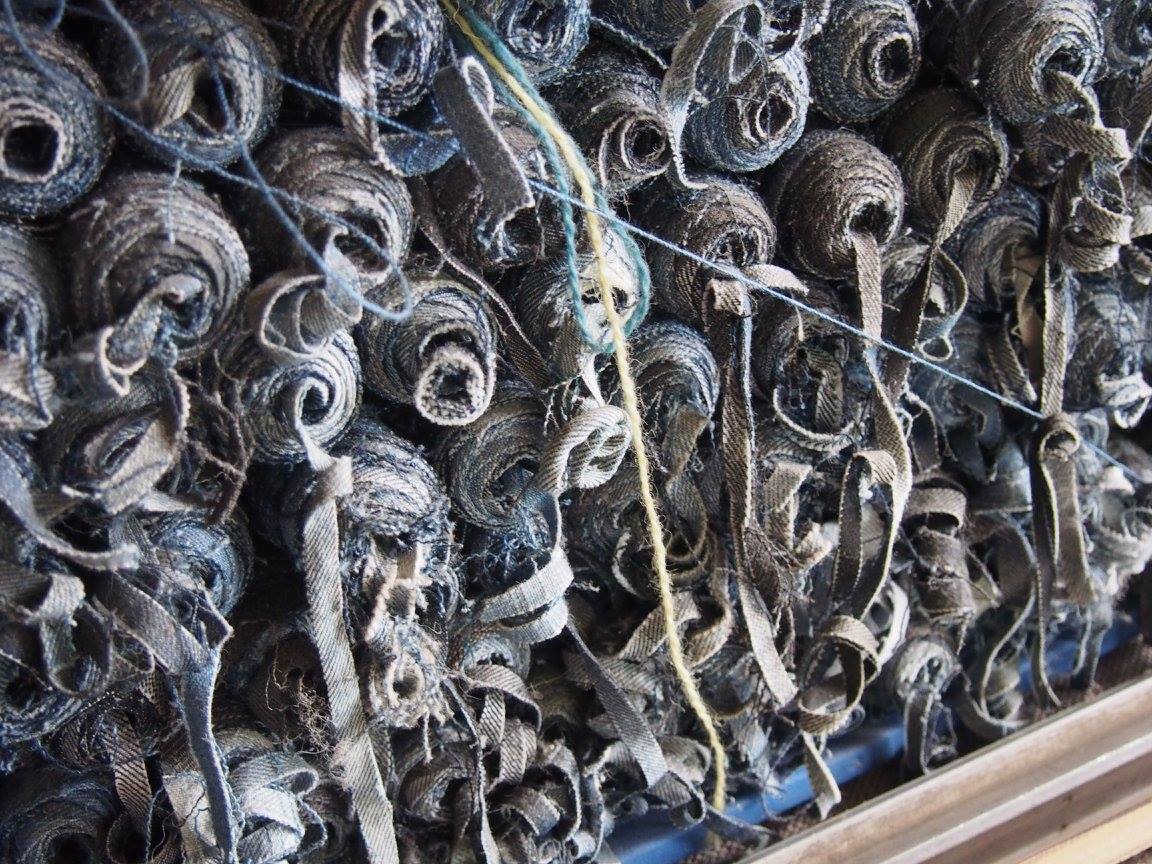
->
881, 88, 1010, 232
684, 48, 809, 173
330, 418, 451, 564
143, 511, 253, 617
0, 769, 121, 864
437, 384, 545, 530
358, 270, 497, 426
950, 183, 1044, 306
1100, 0, 1152, 71
430, 106, 561, 271
225, 329, 362, 463
615, 319, 719, 477
239, 127, 413, 281
948, 0, 1105, 126
260, 0, 445, 140
641, 178, 777, 322
0, 29, 111, 220
546, 48, 670, 195
764, 129, 904, 280
108, 0, 282, 167
0, 551, 114, 747
1066, 285, 1152, 429
807, 0, 919, 124
40, 364, 188, 515
515, 232, 645, 381
0, 226, 57, 431
217, 728, 327, 864
63, 172, 249, 384
471, 0, 589, 83
753, 288, 869, 457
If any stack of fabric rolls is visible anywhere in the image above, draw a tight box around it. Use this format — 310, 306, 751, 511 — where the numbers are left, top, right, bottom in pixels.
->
0, 0, 1150, 862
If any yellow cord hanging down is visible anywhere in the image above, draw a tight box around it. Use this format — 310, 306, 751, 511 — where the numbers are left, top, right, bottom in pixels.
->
437, 0, 728, 813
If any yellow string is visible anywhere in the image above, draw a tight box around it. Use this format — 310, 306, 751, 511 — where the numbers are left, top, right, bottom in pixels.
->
437, 0, 728, 813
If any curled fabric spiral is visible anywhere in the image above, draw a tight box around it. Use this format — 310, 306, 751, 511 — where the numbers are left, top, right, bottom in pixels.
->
217, 727, 327, 864
878, 634, 962, 775
1066, 284, 1152, 429
437, 384, 546, 530
40, 364, 189, 516
143, 510, 253, 617
883, 236, 968, 360
1100, 0, 1152, 71
682, 43, 809, 174
807, 0, 920, 124
224, 329, 362, 464
0, 27, 112, 219
613, 319, 719, 478
106, 0, 282, 167
0, 225, 57, 431
63, 172, 250, 395
515, 230, 645, 380
358, 270, 497, 426
259, 0, 446, 167
882, 88, 1010, 234
765, 129, 904, 281
0, 768, 122, 864
545, 48, 671, 196
470, 0, 590, 83
0, 551, 115, 748
597, 0, 827, 55
429, 105, 561, 271
661, 0, 809, 184
239, 127, 413, 280
642, 178, 777, 322
944, 0, 1104, 126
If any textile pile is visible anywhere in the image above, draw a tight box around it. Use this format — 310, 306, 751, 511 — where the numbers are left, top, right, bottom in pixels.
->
0, 0, 1150, 862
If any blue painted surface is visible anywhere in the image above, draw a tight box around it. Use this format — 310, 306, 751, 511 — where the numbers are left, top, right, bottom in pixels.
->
610, 613, 1141, 864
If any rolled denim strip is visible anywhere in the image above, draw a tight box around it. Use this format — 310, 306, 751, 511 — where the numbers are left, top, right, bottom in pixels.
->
546, 48, 670, 195
684, 48, 809, 172
0, 29, 111, 219
764, 129, 903, 279
515, 230, 645, 380
430, 106, 561, 271
807, 0, 919, 124
0, 769, 121, 864
108, 0, 282, 167
610, 318, 718, 477
224, 329, 362, 464
63, 172, 250, 377
881, 87, 1010, 232
358, 270, 498, 425
1100, 0, 1152, 71
1066, 283, 1152, 429
436, 383, 548, 530
641, 177, 777, 322
0, 225, 57, 431
143, 510, 254, 617
946, 0, 1104, 126
259, 0, 445, 160
882, 235, 967, 359
239, 127, 413, 281
472, 0, 589, 83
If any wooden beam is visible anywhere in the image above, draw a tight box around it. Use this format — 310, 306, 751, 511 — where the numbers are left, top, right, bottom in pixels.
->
745, 676, 1152, 864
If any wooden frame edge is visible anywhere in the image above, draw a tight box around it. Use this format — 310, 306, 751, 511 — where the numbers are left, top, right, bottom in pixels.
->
745, 675, 1152, 864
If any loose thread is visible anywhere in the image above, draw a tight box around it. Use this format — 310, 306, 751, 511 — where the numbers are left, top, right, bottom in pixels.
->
438, 0, 728, 813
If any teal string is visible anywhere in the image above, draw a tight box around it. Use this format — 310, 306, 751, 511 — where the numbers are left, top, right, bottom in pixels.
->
445, 2, 650, 353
